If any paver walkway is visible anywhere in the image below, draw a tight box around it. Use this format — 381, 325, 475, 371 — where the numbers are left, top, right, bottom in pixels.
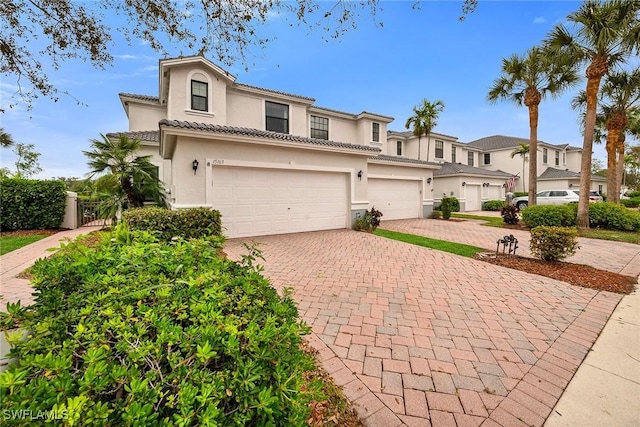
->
224, 223, 631, 427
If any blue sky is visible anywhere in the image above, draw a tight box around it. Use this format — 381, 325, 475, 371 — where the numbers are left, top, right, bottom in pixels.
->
0, 1, 622, 179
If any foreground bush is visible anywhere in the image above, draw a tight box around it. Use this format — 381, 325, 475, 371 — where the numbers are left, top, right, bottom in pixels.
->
0, 227, 317, 426
587, 202, 640, 231
521, 205, 576, 228
530, 226, 580, 261
620, 197, 640, 208
483, 200, 505, 211
354, 206, 383, 232
0, 178, 66, 231
500, 205, 519, 225
124, 206, 222, 240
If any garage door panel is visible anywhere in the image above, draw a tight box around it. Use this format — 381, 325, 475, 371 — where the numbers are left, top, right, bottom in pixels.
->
465, 185, 481, 211
213, 167, 347, 238
369, 179, 420, 220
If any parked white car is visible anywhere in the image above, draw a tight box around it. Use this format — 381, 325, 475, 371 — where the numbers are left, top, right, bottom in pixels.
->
512, 190, 580, 210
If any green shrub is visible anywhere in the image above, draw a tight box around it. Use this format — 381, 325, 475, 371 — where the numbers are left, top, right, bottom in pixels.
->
0, 178, 67, 231
440, 196, 455, 219
513, 192, 528, 198
627, 190, 640, 198
483, 200, 506, 211
530, 226, 579, 261
621, 197, 640, 208
354, 207, 383, 232
124, 207, 223, 240
587, 202, 640, 231
430, 210, 442, 219
0, 228, 316, 426
521, 205, 576, 228
500, 205, 519, 225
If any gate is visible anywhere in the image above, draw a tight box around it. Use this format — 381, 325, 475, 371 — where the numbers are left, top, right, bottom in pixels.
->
77, 199, 105, 227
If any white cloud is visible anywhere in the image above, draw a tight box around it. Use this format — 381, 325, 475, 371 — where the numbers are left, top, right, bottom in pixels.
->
114, 54, 138, 60
533, 16, 547, 24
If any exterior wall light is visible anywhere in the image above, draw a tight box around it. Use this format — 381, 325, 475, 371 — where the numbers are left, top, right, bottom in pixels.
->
427, 177, 432, 184
462, 181, 466, 187
192, 159, 199, 174
357, 170, 363, 181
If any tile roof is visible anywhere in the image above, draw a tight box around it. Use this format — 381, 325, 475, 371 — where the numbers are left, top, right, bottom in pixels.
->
119, 93, 160, 103
434, 162, 513, 178
388, 130, 459, 140
369, 154, 441, 166
537, 167, 606, 181
466, 135, 580, 151
158, 119, 381, 153
233, 83, 315, 102
106, 130, 160, 142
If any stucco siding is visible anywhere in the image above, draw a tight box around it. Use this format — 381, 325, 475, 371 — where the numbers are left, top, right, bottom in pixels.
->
128, 104, 166, 131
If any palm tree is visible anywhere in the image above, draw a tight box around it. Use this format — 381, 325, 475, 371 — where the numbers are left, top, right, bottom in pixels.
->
405, 99, 445, 161
488, 46, 579, 207
545, 0, 640, 228
83, 133, 165, 212
510, 142, 530, 193
0, 127, 15, 148
573, 71, 640, 203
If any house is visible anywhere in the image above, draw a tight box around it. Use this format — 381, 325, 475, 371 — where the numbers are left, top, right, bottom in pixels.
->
111, 56, 442, 238
466, 135, 606, 194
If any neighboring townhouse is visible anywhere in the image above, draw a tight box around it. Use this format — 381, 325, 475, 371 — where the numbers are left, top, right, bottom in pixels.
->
111, 56, 441, 238
466, 135, 605, 194
387, 131, 510, 211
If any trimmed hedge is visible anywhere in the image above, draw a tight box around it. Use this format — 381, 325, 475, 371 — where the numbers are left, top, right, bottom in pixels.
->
0, 228, 317, 426
0, 178, 67, 231
587, 202, 640, 231
521, 205, 576, 228
123, 207, 222, 240
621, 197, 640, 208
483, 200, 505, 211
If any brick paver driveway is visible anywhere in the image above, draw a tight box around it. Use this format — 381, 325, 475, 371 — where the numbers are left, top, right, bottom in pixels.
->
225, 223, 627, 427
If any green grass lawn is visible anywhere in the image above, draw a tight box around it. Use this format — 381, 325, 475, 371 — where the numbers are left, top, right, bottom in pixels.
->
374, 229, 485, 258
579, 229, 640, 245
0, 235, 49, 256
450, 212, 504, 227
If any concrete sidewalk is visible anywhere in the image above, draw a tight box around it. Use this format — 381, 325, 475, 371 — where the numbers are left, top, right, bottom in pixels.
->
1, 226, 103, 311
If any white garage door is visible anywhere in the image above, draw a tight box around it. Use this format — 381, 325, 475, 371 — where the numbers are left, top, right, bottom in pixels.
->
369, 178, 420, 220
465, 184, 481, 211
487, 186, 501, 200
213, 167, 348, 238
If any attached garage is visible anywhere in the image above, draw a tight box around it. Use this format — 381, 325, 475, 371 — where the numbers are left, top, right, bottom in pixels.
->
212, 166, 348, 238
368, 178, 420, 220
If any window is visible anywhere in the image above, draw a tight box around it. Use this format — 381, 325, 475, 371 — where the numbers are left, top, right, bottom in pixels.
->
372, 122, 380, 142
467, 151, 474, 166
451, 146, 457, 163
555, 151, 560, 166
435, 140, 444, 159
266, 101, 289, 134
483, 153, 491, 165
563, 152, 566, 165
191, 80, 208, 112
396, 141, 402, 156
543, 148, 548, 164
598, 184, 603, 193
310, 115, 329, 140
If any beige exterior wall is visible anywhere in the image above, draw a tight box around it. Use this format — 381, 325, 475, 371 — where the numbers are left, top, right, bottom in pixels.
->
566, 150, 582, 171
128, 104, 166, 131
226, 91, 263, 129
322, 115, 358, 143
168, 136, 369, 209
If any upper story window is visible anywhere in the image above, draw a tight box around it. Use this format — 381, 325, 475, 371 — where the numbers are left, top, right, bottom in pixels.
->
266, 101, 289, 134
372, 122, 380, 142
310, 115, 329, 140
396, 141, 402, 156
563, 152, 566, 165
555, 150, 560, 166
467, 151, 474, 167
435, 140, 444, 159
543, 148, 548, 164
191, 80, 208, 112
451, 146, 457, 163
483, 153, 491, 165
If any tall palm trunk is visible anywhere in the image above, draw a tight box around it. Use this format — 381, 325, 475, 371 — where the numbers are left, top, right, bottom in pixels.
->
417, 135, 421, 160
615, 134, 626, 203
605, 128, 620, 203
525, 88, 541, 206
577, 58, 607, 229
121, 177, 137, 208
426, 132, 431, 162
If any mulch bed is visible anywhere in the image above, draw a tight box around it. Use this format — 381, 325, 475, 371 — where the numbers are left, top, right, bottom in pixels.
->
475, 252, 637, 294
1, 229, 62, 237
